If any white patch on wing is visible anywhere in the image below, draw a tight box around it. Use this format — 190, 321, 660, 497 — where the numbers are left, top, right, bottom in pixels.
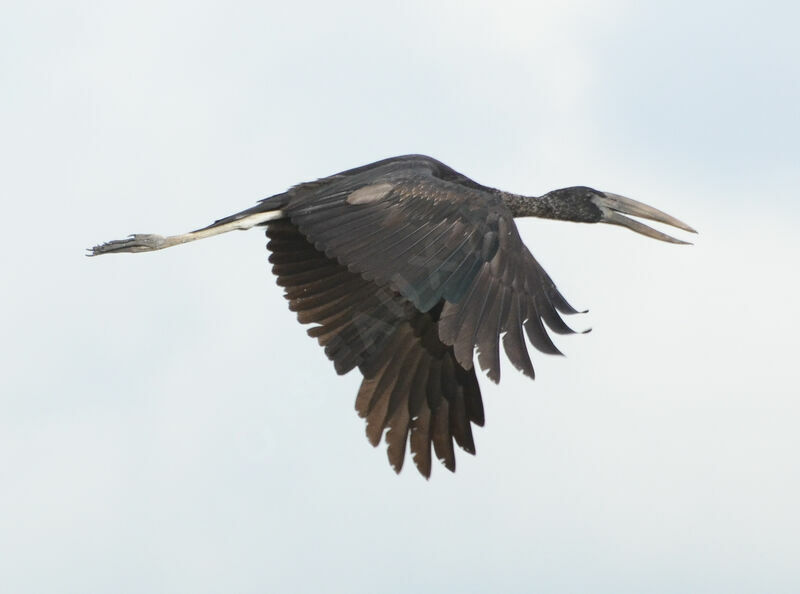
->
346, 183, 394, 205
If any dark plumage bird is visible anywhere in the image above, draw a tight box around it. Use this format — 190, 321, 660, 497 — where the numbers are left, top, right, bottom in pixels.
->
90, 154, 695, 477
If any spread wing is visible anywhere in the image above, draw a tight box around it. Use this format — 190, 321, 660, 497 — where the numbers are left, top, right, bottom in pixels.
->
266, 219, 483, 477
283, 158, 581, 383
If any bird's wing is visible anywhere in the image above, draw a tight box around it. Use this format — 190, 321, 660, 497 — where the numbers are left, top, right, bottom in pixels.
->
266, 219, 482, 477
266, 219, 414, 375
355, 306, 483, 477
285, 165, 580, 382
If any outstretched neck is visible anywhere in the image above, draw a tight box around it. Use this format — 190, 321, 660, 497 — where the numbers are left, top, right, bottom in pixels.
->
501, 191, 559, 219
501, 188, 602, 223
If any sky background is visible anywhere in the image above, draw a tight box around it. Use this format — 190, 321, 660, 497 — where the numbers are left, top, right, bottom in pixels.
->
2, 1, 799, 592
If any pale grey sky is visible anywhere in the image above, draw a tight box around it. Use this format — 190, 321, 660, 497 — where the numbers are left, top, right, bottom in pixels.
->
2, 1, 799, 593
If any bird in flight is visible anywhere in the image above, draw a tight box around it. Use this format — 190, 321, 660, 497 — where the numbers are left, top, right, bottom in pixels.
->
90, 154, 695, 477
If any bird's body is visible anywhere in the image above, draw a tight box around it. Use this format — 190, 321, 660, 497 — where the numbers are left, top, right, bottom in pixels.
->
90, 154, 695, 477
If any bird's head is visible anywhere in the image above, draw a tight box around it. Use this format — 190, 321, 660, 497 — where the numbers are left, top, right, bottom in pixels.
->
541, 186, 697, 244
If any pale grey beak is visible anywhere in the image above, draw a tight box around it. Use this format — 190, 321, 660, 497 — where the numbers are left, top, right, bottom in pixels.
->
594, 192, 698, 244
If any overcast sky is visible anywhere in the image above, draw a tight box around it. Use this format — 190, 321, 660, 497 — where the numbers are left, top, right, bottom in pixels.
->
2, 1, 799, 593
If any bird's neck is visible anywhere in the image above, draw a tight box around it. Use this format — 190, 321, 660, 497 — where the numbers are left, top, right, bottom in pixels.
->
500, 192, 558, 219
502, 189, 602, 223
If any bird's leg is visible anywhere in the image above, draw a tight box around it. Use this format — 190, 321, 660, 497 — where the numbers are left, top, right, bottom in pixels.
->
87, 210, 284, 256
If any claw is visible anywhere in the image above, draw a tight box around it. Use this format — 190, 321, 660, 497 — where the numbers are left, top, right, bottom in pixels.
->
88, 234, 168, 256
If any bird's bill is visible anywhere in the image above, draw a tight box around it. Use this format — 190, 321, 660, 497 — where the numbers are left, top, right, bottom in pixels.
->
595, 192, 697, 244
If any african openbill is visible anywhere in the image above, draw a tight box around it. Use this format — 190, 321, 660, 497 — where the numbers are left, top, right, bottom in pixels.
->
90, 154, 695, 477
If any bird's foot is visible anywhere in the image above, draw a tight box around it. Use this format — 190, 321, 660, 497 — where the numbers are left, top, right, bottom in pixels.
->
87, 234, 167, 256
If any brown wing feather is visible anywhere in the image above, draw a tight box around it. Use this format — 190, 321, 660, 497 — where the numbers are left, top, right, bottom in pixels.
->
267, 219, 483, 476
